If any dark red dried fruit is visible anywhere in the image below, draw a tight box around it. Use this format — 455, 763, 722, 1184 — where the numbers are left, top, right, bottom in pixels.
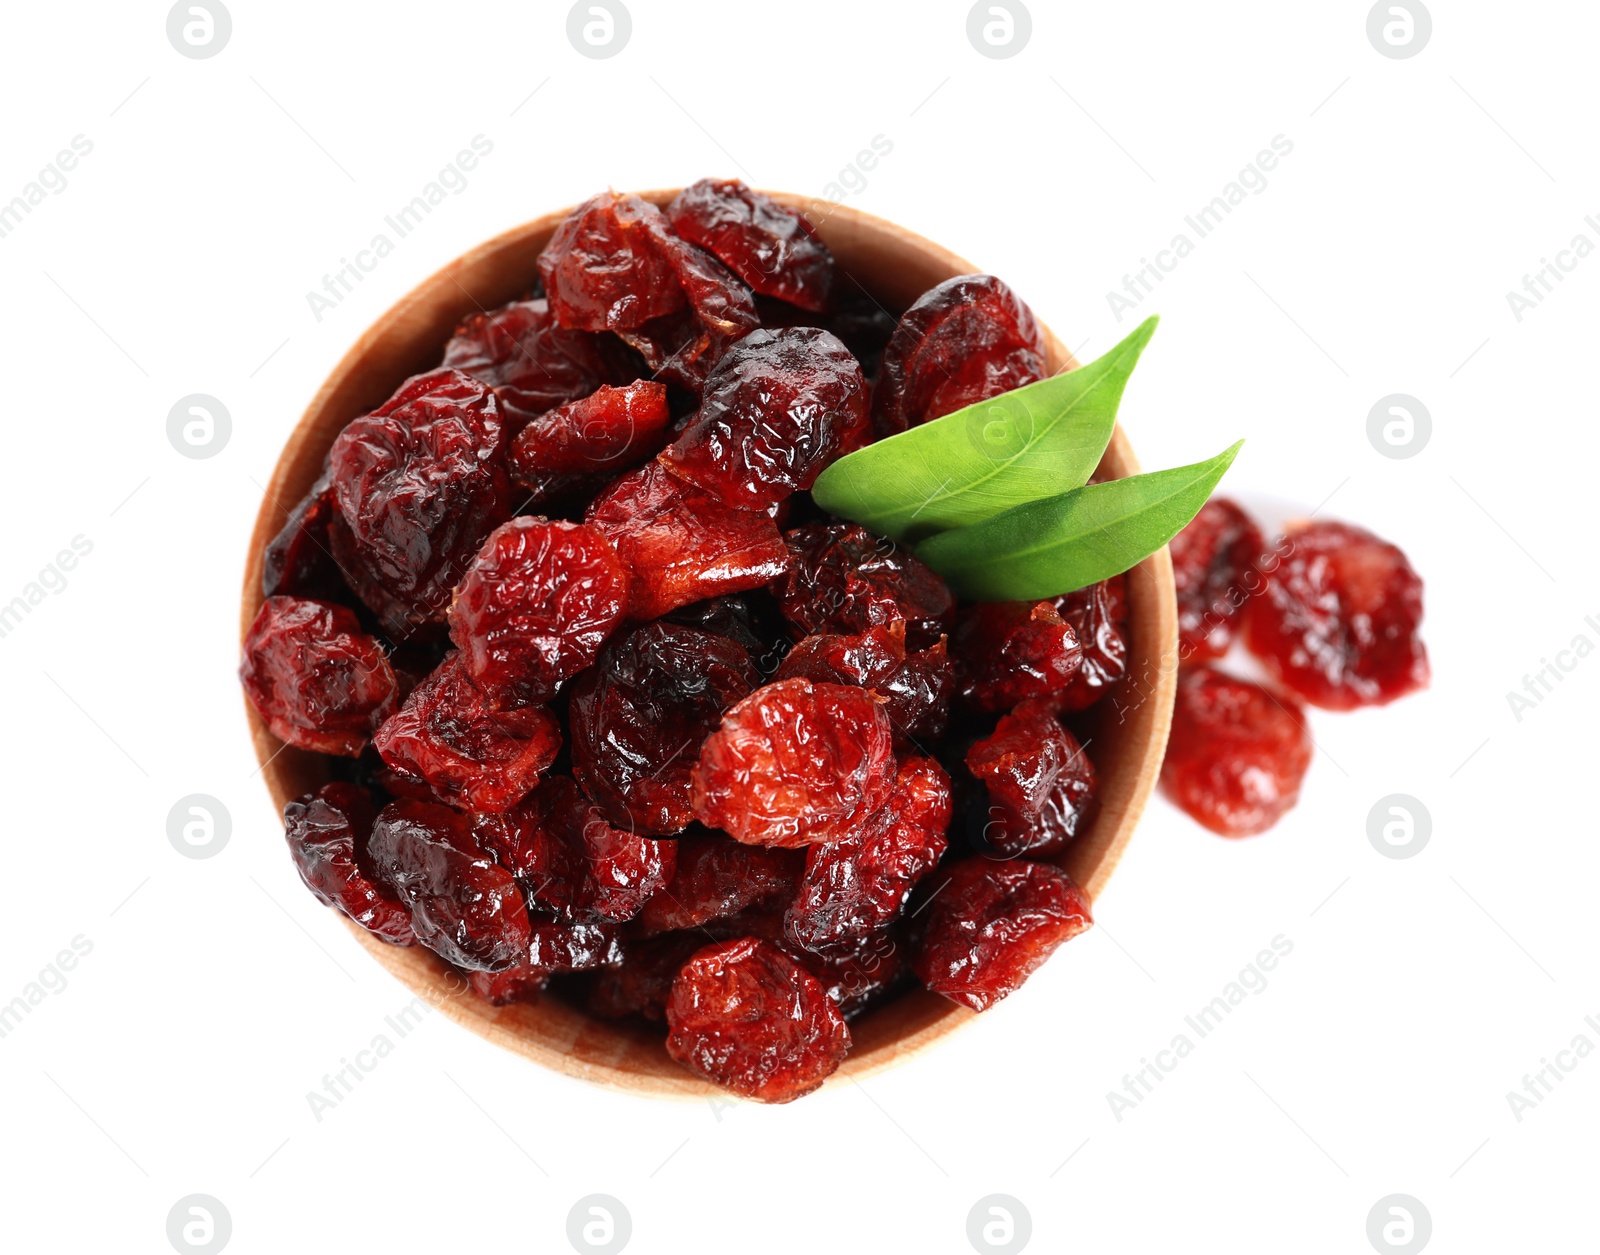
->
570, 622, 759, 836
367, 800, 532, 972
1171, 498, 1267, 663
586, 461, 790, 619
953, 600, 1083, 712
526, 919, 624, 971
691, 678, 897, 848
1244, 520, 1430, 710
667, 179, 835, 312
283, 783, 415, 945
240, 596, 398, 756
665, 937, 850, 1103
1049, 576, 1129, 713
911, 858, 1093, 1012
372, 653, 561, 812
784, 757, 951, 958
261, 477, 340, 599
872, 274, 1046, 435
587, 932, 706, 1021
774, 522, 954, 650
624, 218, 760, 391
447, 517, 627, 705
794, 935, 908, 1020
538, 192, 688, 332
965, 699, 1098, 859
774, 622, 952, 746
1161, 667, 1313, 837
634, 830, 802, 936
508, 381, 670, 504
465, 963, 550, 1005
328, 368, 510, 636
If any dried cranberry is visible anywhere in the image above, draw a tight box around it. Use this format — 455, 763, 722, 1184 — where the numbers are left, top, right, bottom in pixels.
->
570, 622, 759, 836
774, 522, 954, 649
667, 179, 835, 312
634, 829, 803, 936
507, 381, 670, 504
538, 192, 687, 332
953, 600, 1083, 712
691, 678, 897, 848
527, 919, 624, 970
624, 217, 760, 390
240, 596, 398, 757
447, 517, 628, 705
1171, 498, 1266, 662
775, 622, 952, 745
261, 476, 340, 599
372, 653, 560, 812
665, 937, 851, 1102
1049, 576, 1129, 712
911, 858, 1092, 1012
587, 932, 705, 1021
872, 274, 1046, 435
965, 699, 1098, 858
465, 963, 550, 1005
1161, 668, 1313, 837
328, 369, 510, 636
586, 461, 790, 619
1244, 520, 1430, 710
283, 783, 415, 945
368, 800, 532, 972
784, 757, 951, 958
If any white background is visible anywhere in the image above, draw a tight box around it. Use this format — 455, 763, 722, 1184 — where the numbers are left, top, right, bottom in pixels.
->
1, 2, 1595, 1252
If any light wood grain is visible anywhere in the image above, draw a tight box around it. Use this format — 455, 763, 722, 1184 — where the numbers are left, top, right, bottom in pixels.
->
240, 191, 1179, 1098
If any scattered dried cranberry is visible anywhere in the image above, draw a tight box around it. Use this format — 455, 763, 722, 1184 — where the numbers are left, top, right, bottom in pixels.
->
508, 381, 670, 504
570, 622, 759, 836
466, 963, 550, 1005
965, 699, 1098, 859
775, 622, 952, 746
625, 216, 760, 390
667, 179, 835, 312
911, 858, 1093, 1012
872, 274, 1046, 435
634, 830, 803, 936
538, 192, 688, 332
367, 799, 532, 972
774, 522, 954, 649
1049, 576, 1129, 712
1161, 667, 1313, 837
666, 937, 851, 1103
328, 368, 510, 636
526, 919, 624, 971
953, 600, 1083, 712
447, 517, 628, 706
240, 596, 398, 757
586, 461, 790, 619
1171, 498, 1266, 662
261, 477, 341, 599
283, 783, 415, 945
692, 678, 897, 848
1244, 520, 1430, 710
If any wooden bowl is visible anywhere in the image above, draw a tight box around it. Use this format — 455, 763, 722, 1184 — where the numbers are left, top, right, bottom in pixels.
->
241, 191, 1178, 1098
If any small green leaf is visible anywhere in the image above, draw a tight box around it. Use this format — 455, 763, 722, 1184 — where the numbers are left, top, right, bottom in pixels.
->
811, 315, 1160, 542
914, 441, 1244, 601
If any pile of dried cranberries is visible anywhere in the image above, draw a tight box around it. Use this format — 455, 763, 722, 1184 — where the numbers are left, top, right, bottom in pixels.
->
243, 181, 1111, 1102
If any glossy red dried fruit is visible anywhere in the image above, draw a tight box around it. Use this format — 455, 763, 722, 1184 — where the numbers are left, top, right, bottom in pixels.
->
665, 937, 850, 1103
775, 622, 952, 746
966, 699, 1098, 858
1050, 576, 1129, 713
570, 622, 759, 836
328, 368, 510, 636
261, 477, 341, 599
448, 517, 627, 705
538, 192, 687, 332
872, 274, 1046, 435
372, 653, 560, 812
634, 829, 803, 936
283, 783, 416, 945
953, 600, 1083, 712
691, 678, 897, 848
1161, 667, 1313, 837
586, 461, 790, 619
1171, 498, 1267, 662
526, 919, 624, 970
587, 932, 706, 1021
368, 799, 532, 972
911, 858, 1093, 1012
240, 596, 398, 756
1244, 520, 1430, 710
774, 522, 954, 650
784, 757, 951, 958
465, 963, 550, 1005
624, 218, 760, 390
667, 179, 835, 312
794, 936, 909, 1019
508, 381, 670, 504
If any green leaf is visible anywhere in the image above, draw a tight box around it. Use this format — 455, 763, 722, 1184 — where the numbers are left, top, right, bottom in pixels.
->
914, 440, 1244, 601
811, 315, 1160, 543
